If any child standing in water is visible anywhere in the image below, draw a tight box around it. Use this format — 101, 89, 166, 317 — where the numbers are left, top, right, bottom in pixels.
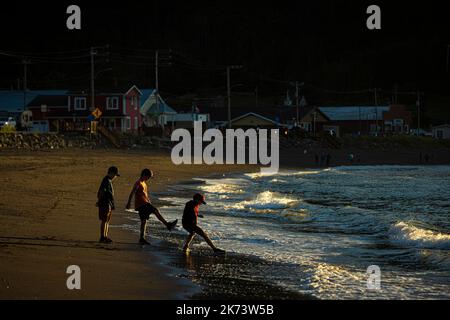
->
126, 169, 178, 245
182, 193, 225, 254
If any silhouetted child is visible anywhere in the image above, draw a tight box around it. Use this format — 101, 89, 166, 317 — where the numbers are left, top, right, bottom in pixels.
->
126, 169, 177, 245
182, 193, 225, 254
97, 166, 120, 243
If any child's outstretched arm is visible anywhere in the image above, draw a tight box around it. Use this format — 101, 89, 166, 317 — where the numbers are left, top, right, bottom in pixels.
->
126, 183, 138, 209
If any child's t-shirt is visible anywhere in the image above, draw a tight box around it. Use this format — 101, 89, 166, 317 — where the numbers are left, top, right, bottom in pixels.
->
134, 180, 150, 209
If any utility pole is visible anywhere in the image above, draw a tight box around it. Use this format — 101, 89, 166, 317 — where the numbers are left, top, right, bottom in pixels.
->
374, 88, 378, 135
447, 44, 450, 73
22, 59, 30, 112
226, 65, 243, 129
155, 50, 159, 113
313, 111, 317, 136
90, 47, 98, 111
227, 66, 231, 129
155, 50, 163, 130
417, 91, 421, 136
295, 81, 299, 126
255, 86, 258, 109
359, 106, 362, 135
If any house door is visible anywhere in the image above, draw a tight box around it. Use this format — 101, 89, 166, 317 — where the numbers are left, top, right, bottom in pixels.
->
108, 119, 115, 130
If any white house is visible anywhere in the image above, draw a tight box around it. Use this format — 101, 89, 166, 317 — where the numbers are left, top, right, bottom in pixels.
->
432, 124, 450, 140
140, 89, 177, 127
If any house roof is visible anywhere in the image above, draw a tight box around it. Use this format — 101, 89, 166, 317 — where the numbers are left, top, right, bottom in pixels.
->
0, 90, 68, 113
432, 124, 450, 129
28, 95, 68, 107
319, 106, 390, 121
140, 89, 177, 115
191, 105, 326, 124
231, 112, 280, 126
140, 89, 156, 107
68, 85, 141, 95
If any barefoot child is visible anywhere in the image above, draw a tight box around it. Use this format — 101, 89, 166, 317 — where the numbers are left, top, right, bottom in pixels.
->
97, 166, 120, 243
126, 169, 178, 245
182, 193, 225, 254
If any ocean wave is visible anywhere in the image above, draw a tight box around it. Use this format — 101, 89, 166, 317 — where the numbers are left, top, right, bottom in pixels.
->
245, 170, 325, 180
389, 222, 450, 250
226, 191, 298, 212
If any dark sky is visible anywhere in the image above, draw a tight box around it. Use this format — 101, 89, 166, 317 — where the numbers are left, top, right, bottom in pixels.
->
1, 1, 449, 102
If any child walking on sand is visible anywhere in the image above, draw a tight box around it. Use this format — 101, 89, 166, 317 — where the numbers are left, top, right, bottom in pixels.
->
97, 166, 120, 243
182, 193, 225, 254
126, 169, 178, 245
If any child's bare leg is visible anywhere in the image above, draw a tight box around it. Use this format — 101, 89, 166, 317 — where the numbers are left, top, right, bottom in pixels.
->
105, 222, 109, 237
153, 208, 169, 226
140, 220, 147, 239
183, 233, 195, 252
194, 226, 217, 250
100, 221, 106, 238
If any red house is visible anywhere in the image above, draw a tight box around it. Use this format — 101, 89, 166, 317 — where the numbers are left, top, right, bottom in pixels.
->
28, 85, 143, 133
382, 105, 412, 134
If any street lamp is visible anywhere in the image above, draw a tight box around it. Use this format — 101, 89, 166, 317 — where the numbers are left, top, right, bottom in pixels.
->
289, 81, 305, 125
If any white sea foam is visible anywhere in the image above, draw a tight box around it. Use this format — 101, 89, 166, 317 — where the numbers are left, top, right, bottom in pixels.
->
389, 222, 450, 250
227, 191, 298, 211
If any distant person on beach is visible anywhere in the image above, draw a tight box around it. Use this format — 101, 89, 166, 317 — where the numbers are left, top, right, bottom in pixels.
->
349, 153, 354, 164
182, 193, 225, 254
126, 169, 178, 245
97, 166, 120, 243
326, 154, 331, 167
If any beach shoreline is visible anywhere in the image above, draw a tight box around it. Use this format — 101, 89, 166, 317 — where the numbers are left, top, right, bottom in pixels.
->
1, 147, 449, 299
0, 148, 256, 299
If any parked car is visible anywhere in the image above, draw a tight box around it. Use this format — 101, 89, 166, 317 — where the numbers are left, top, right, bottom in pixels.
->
0, 117, 17, 128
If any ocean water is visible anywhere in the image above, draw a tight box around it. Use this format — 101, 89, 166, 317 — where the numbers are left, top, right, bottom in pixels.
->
157, 165, 450, 299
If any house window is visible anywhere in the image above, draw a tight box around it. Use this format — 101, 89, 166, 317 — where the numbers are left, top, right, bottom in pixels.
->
134, 116, 138, 130
74, 97, 87, 110
125, 117, 131, 130
437, 130, 443, 139
134, 97, 138, 110
107, 97, 119, 110
301, 122, 311, 132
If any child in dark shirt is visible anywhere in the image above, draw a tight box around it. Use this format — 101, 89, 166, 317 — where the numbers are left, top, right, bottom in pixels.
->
182, 193, 225, 254
97, 166, 120, 243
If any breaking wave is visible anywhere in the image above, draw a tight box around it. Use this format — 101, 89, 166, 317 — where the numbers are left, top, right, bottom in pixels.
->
389, 222, 450, 250
227, 191, 298, 212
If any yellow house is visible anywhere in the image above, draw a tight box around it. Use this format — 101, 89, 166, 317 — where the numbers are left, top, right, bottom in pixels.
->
230, 112, 280, 129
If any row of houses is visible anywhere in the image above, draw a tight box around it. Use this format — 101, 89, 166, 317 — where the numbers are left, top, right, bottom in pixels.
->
0, 86, 204, 134
1, 85, 443, 138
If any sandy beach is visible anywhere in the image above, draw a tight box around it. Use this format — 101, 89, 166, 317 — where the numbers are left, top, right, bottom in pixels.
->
0, 149, 255, 299
1, 146, 449, 300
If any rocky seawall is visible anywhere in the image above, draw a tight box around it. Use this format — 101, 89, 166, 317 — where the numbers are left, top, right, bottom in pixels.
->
0, 133, 98, 150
